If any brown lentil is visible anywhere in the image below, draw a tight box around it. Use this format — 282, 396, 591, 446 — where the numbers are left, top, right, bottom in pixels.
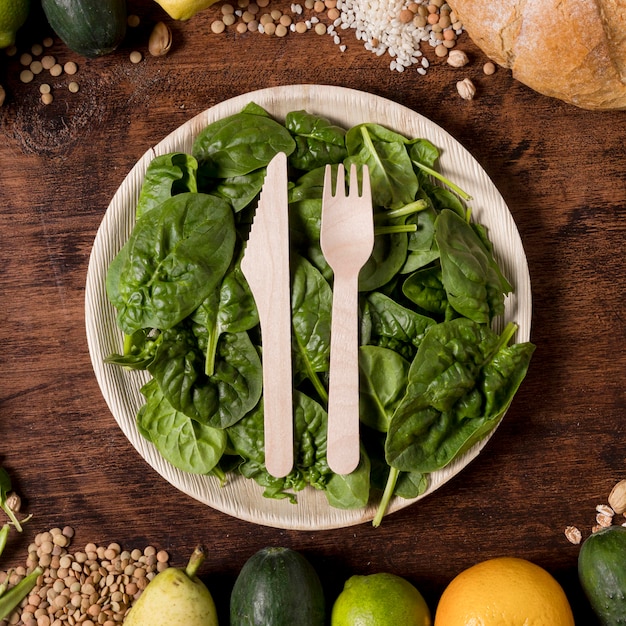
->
0, 529, 169, 626
129, 51, 143, 64
41, 92, 53, 105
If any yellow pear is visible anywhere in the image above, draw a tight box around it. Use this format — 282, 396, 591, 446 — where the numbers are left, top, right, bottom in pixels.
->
124, 547, 218, 626
153, 0, 220, 20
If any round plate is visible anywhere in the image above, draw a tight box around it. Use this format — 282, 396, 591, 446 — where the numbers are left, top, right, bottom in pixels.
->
85, 85, 532, 530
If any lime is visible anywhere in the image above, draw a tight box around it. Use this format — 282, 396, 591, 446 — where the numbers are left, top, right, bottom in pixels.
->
0, 0, 29, 48
331, 572, 432, 626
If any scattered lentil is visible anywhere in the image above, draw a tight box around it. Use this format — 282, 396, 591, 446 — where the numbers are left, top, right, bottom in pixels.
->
63, 61, 78, 75
129, 51, 143, 64
127, 14, 141, 27
19, 69, 34, 84
42, 37, 54, 48
483, 61, 496, 75
41, 92, 53, 105
41, 55, 55, 70
49, 64, 63, 77
68, 81, 79, 93
39, 83, 51, 94
0, 528, 169, 625
19, 52, 32, 66
30, 60, 43, 75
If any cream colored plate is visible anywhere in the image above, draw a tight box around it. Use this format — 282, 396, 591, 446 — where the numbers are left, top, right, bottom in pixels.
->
85, 85, 532, 530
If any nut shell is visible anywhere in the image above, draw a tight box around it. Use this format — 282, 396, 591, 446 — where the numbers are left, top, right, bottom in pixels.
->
149, 22, 173, 57
608, 479, 626, 514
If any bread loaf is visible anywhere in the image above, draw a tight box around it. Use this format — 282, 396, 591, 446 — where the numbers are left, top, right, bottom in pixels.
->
448, 0, 626, 110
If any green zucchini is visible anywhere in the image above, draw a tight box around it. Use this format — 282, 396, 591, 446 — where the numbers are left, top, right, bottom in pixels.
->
230, 547, 325, 626
41, 0, 127, 58
578, 525, 626, 625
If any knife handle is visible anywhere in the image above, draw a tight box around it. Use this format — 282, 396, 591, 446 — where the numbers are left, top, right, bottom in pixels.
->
258, 294, 294, 479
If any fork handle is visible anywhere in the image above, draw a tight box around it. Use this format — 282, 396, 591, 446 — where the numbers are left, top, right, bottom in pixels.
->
326, 271, 361, 475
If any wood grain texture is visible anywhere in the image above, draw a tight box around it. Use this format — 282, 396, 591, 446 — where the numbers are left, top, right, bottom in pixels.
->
1, 1, 625, 623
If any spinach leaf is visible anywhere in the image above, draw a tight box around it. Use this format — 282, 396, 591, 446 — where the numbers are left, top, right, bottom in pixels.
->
402, 266, 450, 318
107, 192, 236, 334
345, 123, 418, 209
359, 346, 410, 433
137, 379, 227, 474
285, 110, 347, 171
324, 446, 371, 509
192, 112, 296, 178
104, 328, 162, 369
208, 169, 266, 213
288, 166, 326, 202
288, 198, 331, 281
148, 326, 262, 429
291, 254, 332, 399
435, 209, 508, 324
361, 292, 436, 358
191, 257, 259, 376
135, 152, 198, 220
385, 318, 534, 473
227, 391, 331, 502
358, 231, 408, 292
407, 137, 439, 168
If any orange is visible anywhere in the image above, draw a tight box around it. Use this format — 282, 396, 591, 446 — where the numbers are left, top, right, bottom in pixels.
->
434, 556, 575, 626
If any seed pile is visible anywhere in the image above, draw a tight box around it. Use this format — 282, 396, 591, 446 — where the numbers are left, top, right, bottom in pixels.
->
208, 0, 464, 73
0, 527, 169, 626
337, 0, 463, 72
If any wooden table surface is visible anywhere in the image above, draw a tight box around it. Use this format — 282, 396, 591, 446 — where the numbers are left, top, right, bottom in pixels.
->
1, 1, 625, 623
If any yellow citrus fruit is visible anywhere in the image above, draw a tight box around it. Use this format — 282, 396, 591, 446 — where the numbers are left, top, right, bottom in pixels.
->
153, 0, 219, 20
434, 556, 575, 626
0, 0, 29, 48
331, 572, 432, 626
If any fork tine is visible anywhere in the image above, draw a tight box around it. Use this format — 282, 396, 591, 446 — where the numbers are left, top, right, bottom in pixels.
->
324, 163, 344, 199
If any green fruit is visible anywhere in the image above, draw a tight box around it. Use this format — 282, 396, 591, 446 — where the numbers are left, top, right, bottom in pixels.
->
124, 547, 218, 626
578, 525, 626, 625
0, 0, 29, 48
41, 0, 126, 57
230, 546, 325, 626
331, 572, 431, 626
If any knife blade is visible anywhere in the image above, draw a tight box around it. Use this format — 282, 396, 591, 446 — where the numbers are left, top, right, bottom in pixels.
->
240, 151, 293, 478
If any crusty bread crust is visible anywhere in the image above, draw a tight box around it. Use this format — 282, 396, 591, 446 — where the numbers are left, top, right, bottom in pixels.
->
448, 0, 626, 110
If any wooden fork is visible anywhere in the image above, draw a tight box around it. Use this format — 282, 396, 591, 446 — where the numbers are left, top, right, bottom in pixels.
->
320, 163, 374, 475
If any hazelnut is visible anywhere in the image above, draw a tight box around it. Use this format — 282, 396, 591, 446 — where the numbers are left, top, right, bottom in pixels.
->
149, 22, 173, 57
